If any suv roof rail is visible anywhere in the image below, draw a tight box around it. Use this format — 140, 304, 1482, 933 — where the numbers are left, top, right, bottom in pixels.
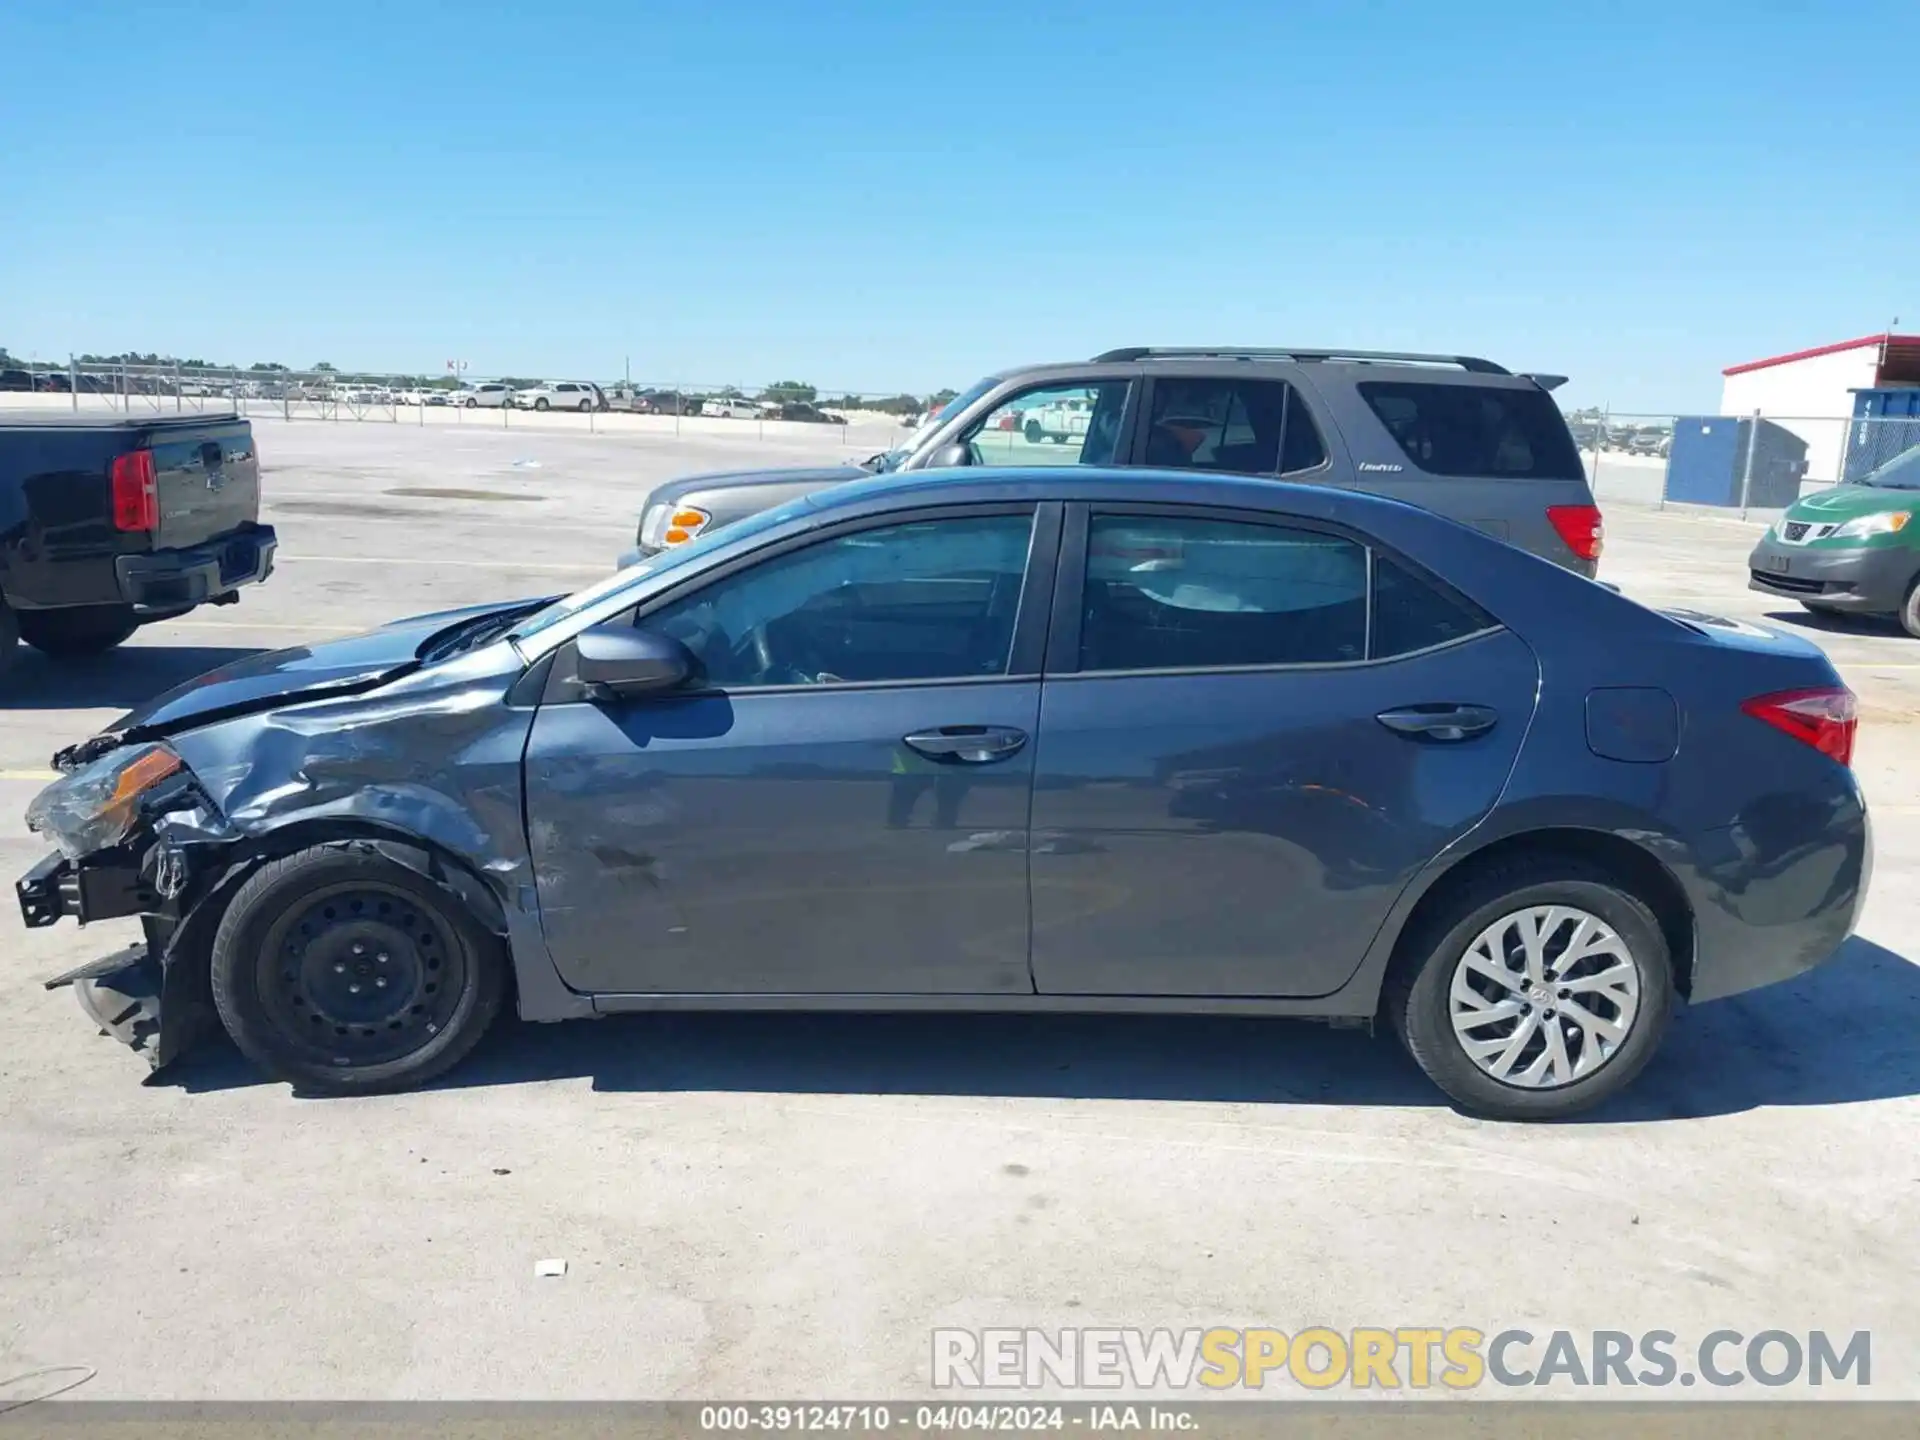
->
1090, 346, 1510, 375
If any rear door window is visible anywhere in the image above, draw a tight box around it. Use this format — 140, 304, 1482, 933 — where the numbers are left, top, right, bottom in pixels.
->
1079, 516, 1367, 670
1142, 378, 1328, 476
1358, 381, 1583, 480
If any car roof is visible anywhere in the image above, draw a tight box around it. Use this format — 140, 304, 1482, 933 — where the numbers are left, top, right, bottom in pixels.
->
807, 463, 1430, 531
969, 355, 1547, 394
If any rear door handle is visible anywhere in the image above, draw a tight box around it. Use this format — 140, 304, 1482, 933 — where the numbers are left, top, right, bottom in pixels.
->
1375, 704, 1499, 742
902, 725, 1029, 764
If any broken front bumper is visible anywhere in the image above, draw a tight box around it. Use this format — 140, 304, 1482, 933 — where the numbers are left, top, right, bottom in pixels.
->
20, 850, 218, 1073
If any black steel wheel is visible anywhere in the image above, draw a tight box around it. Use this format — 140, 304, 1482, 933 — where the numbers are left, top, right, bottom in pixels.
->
210, 843, 507, 1093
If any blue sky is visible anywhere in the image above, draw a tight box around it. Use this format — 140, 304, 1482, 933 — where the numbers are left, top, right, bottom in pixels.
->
1, 0, 1913, 410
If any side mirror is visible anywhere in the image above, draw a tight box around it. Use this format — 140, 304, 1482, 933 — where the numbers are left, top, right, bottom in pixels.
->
575, 622, 697, 697
928, 441, 974, 468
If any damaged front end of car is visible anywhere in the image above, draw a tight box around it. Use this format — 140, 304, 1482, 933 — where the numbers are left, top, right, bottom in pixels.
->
20, 740, 252, 1071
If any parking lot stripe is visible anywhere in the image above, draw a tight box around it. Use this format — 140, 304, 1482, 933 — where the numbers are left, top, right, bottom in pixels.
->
279, 553, 604, 573
0, 769, 58, 782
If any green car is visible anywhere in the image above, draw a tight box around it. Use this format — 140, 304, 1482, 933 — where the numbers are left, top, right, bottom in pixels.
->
1749, 442, 1920, 637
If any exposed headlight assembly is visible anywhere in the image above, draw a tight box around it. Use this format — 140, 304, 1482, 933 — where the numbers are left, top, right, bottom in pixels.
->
25, 743, 184, 859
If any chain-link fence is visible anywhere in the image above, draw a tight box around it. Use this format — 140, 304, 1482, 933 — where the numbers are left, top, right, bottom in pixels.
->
6, 355, 1916, 513
0, 358, 937, 453
1564, 409, 1920, 516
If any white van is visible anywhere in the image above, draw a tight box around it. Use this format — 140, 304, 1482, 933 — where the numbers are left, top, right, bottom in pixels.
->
700, 397, 759, 420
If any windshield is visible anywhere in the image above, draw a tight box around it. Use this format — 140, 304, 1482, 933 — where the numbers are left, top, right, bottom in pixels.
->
507, 493, 821, 644
869, 374, 1000, 472
1850, 443, 1920, 491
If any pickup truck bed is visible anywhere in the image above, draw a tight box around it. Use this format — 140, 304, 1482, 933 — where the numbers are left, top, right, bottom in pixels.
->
0, 412, 276, 677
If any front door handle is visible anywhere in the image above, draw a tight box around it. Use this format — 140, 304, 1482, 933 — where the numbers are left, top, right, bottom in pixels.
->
1376, 704, 1499, 742
902, 725, 1029, 764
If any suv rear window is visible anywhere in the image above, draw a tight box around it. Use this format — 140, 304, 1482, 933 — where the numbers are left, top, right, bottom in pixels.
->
1358, 381, 1583, 480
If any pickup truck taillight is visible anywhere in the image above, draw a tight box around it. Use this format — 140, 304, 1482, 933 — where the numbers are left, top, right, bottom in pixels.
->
111, 450, 158, 532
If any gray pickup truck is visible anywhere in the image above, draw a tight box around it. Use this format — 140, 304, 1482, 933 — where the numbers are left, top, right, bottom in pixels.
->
0, 412, 276, 679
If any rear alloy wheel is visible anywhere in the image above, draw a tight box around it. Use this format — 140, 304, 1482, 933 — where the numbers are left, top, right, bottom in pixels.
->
534, 397, 550, 411
1901, 577, 1920, 640
18, 604, 140, 657
210, 844, 507, 1093
1387, 859, 1673, 1119
577, 397, 592, 412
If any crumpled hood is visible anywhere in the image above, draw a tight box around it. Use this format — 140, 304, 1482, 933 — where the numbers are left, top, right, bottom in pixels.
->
102, 598, 542, 741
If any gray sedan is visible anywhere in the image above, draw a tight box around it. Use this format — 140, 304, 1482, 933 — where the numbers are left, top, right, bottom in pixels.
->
19, 467, 1869, 1119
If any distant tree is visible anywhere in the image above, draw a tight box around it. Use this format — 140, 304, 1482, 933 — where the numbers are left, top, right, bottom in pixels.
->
718, 384, 744, 398
873, 393, 923, 416
759, 379, 816, 403
927, 388, 958, 409
313, 361, 336, 372
249, 361, 289, 372
499, 376, 543, 389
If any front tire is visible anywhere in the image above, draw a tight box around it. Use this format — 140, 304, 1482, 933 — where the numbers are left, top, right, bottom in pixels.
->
18, 604, 139, 657
1385, 857, 1674, 1120
534, 397, 550, 411
209, 843, 508, 1094
1900, 577, 1920, 640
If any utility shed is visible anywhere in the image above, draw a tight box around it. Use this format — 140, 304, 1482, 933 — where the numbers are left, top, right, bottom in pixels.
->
1720, 333, 1920, 484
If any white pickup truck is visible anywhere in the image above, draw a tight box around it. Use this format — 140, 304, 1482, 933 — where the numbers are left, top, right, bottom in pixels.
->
1020, 394, 1094, 444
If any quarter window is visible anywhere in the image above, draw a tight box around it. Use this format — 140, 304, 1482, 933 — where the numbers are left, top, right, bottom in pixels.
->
1358, 381, 1584, 480
1370, 554, 1496, 657
643, 514, 1034, 687
1079, 516, 1367, 671
1142, 378, 1327, 476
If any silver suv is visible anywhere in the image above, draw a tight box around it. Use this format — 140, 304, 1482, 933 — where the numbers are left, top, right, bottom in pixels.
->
629, 347, 1603, 574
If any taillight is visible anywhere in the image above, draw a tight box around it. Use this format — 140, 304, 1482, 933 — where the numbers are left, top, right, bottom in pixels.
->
1547, 503, 1604, 562
1740, 686, 1857, 766
110, 450, 158, 532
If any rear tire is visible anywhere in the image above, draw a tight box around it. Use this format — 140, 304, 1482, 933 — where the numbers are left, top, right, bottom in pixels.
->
1384, 856, 1674, 1120
577, 397, 592, 412
1900, 577, 1920, 640
209, 843, 508, 1094
18, 604, 140, 657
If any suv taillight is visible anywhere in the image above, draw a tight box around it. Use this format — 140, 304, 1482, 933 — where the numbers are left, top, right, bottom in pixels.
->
110, 450, 158, 532
1741, 686, 1858, 766
1547, 503, 1604, 562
